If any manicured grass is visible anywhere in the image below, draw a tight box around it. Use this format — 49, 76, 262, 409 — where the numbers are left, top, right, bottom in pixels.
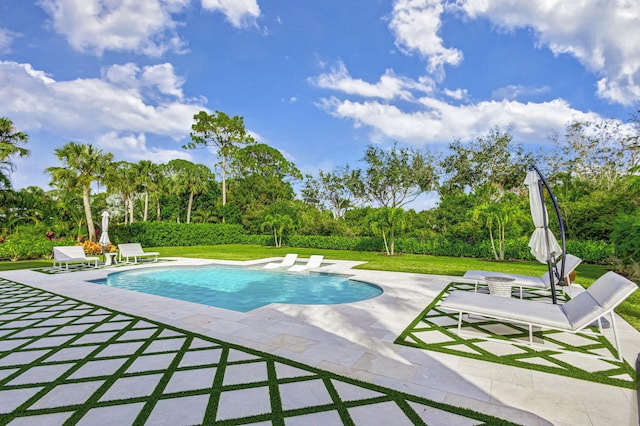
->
0, 259, 53, 271
148, 244, 608, 282
2, 244, 636, 330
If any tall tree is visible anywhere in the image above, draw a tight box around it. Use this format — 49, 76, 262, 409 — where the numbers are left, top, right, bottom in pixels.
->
47, 142, 113, 241
135, 160, 159, 222
104, 161, 138, 224
167, 159, 213, 224
553, 119, 639, 191
360, 143, 437, 208
0, 117, 30, 190
153, 163, 169, 221
184, 110, 255, 221
302, 165, 364, 219
229, 143, 301, 214
440, 127, 533, 197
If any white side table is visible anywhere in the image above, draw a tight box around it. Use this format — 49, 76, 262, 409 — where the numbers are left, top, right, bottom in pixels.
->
104, 252, 118, 266
485, 276, 516, 297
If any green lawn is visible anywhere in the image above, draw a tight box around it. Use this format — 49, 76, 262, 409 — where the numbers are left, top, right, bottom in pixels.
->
2, 244, 637, 331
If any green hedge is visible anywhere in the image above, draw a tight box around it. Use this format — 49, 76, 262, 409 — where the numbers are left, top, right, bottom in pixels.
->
610, 213, 640, 262
0, 221, 616, 264
110, 222, 248, 247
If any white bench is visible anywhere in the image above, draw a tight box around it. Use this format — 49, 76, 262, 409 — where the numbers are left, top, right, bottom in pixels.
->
118, 243, 159, 264
53, 246, 99, 269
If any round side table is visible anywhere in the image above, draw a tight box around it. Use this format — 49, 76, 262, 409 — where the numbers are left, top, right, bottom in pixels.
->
485, 276, 516, 297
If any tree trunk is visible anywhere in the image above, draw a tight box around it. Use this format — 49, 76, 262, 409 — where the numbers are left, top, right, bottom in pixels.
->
499, 221, 506, 261
489, 226, 499, 260
187, 191, 194, 224
390, 227, 395, 256
129, 198, 134, 223
382, 232, 390, 256
221, 155, 227, 223
156, 198, 161, 221
143, 190, 149, 221
82, 184, 95, 241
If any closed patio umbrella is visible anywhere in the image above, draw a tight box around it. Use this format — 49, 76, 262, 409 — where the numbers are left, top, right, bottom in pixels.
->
524, 170, 561, 263
99, 211, 110, 252
525, 166, 566, 304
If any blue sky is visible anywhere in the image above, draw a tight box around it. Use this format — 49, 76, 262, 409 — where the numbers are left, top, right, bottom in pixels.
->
1, 1, 638, 209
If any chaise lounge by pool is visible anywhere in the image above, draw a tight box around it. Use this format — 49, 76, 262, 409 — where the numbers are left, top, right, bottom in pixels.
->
92, 264, 383, 312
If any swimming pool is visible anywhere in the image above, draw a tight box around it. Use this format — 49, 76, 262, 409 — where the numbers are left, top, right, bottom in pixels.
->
93, 264, 383, 312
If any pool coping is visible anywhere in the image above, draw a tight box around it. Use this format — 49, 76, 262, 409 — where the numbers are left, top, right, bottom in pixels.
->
2, 256, 639, 425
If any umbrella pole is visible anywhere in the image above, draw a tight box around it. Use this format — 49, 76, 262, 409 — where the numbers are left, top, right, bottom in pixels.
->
530, 164, 567, 304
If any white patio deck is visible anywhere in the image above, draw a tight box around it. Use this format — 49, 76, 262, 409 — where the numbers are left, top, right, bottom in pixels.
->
1, 257, 638, 425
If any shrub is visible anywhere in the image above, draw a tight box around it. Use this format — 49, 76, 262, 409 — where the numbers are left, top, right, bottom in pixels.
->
0, 225, 70, 261
79, 241, 117, 256
565, 240, 614, 264
109, 222, 247, 247
610, 212, 640, 263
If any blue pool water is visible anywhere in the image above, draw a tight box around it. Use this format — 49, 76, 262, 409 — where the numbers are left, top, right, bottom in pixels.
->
93, 265, 383, 312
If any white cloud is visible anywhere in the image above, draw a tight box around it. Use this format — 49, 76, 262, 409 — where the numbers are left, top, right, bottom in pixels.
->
201, 0, 261, 29
103, 63, 186, 99
141, 63, 185, 98
389, 0, 463, 78
96, 132, 193, 163
319, 95, 601, 145
443, 88, 468, 100
309, 61, 435, 101
0, 60, 204, 140
491, 84, 551, 101
454, 0, 640, 105
0, 28, 18, 54
37, 0, 189, 56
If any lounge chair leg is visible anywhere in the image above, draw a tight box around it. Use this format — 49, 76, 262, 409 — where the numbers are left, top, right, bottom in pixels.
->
610, 312, 623, 361
529, 324, 533, 346
457, 312, 463, 335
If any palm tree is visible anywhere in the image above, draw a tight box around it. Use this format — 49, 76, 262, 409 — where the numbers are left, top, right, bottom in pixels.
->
0, 117, 30, 190
46, 142, 113, 241
261, 213, 294, 247
135, 160, 157, 221
168, 160, 212, 224
150, 163, 169, 221
367, 207, 406, 256
104, 161, 138, 224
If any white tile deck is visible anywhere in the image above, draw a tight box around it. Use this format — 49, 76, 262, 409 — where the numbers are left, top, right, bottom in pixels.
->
1, 257, 638, 425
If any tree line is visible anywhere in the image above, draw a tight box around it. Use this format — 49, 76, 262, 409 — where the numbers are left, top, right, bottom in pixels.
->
1, 111, 639, 264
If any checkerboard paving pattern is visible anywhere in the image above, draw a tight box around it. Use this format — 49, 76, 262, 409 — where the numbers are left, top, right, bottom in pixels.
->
0, 278, 512, 425
396, 282, 637, 389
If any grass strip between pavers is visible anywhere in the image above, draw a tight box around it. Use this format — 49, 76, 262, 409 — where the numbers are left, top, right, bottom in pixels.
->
395, 283, 637, 390
0, 279, 516, 426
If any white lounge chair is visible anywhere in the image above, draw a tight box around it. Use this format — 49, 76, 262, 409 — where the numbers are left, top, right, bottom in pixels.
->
53, 246, 99, 269
288, 255, 324, 272
463, 254, 582, 298
440, 271, 638, 360
263, 254, 298, 269
118, 243, 159, 264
